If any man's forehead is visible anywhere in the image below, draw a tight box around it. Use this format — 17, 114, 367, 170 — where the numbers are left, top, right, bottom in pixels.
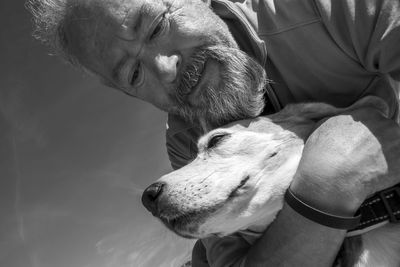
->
66, 0, 167, 48
118, 0, 170, 35
84, 0, 143, 26
65, 0, 175, 80
95, 0, 166, 23
64, 1, 140, 63
67, 0, 155, 32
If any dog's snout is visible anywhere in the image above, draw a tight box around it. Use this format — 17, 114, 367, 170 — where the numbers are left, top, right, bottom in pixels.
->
142, 182, 165, 216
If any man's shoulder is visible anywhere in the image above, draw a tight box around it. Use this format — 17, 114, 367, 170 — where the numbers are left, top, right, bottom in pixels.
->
214, 0, 322, 35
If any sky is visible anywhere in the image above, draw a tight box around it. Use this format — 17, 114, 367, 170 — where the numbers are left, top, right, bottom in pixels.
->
0, 1, 194, 267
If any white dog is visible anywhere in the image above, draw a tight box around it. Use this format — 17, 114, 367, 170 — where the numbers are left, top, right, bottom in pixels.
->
142, 96, 400, 266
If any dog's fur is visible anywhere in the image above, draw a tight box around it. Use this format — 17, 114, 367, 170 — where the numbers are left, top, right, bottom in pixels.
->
149, 96, 400, 266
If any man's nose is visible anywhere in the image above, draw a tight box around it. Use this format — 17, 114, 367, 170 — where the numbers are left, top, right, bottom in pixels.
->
141, 182, 165, 216
154, 54, 181, 83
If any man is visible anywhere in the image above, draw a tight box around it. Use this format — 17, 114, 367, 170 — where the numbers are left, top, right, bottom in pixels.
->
28, 0, 400, 265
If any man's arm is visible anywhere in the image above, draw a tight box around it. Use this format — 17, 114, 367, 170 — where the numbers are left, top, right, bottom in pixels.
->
190, 107, 400, 267
244, 107, 400, 266
245, 204, 346, 266
193, 207, 347, 267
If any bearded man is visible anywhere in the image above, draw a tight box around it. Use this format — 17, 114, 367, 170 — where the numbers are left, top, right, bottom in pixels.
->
27, 0, 400, 266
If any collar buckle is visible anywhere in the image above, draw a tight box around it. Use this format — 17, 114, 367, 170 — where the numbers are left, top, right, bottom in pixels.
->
379, 185, 400, 223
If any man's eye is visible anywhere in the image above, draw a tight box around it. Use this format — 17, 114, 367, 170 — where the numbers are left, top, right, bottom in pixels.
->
150, 23, 162, 39
130, 64, 140, 85
149, 14, 167, 40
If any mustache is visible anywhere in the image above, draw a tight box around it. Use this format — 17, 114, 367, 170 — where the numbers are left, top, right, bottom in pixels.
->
170, 45, 267, 131
175, 48, 209, 105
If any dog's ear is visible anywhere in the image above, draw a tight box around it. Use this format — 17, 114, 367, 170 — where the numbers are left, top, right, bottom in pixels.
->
276, 96, 389, 122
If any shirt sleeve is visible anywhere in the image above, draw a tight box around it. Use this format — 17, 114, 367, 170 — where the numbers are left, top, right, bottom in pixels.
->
166, 114, 201, 170
314, 0, 400, 83
200, 235, 250, 267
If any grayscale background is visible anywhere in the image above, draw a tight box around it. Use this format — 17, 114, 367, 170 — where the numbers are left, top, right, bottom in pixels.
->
0, 1, 193, 266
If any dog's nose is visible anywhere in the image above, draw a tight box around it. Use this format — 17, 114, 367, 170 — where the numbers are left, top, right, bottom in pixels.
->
141, 182, 165, 215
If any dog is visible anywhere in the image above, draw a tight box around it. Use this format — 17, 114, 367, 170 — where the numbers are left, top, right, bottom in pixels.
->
142, 96, 400, 266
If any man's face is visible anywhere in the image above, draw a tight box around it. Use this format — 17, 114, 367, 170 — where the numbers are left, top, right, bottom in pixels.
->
66, 0, 266, 128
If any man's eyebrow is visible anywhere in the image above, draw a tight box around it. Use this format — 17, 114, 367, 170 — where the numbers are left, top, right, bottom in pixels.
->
118, 4, 149, 41
133, 7, 144, 33
122, 4, 148, 33
112, 55, 129, 84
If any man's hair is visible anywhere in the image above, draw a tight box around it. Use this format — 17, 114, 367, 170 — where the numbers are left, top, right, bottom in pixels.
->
26, 0, 80, 66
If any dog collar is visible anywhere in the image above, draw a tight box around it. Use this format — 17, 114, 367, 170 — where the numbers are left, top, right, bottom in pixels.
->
285, 183, 400, 233
285, 188, 362, 229
347, 183, 400, 236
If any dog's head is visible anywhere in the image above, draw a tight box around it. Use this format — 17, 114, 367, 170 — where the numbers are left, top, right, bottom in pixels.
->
142, 116, 308, 238
142, 96, 388, 239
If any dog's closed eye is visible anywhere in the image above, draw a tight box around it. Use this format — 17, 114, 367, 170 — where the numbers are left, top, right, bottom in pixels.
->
206, 133, 230, 150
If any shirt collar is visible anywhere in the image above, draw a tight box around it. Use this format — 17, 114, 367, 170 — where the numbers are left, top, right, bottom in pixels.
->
211, 0, 267, 66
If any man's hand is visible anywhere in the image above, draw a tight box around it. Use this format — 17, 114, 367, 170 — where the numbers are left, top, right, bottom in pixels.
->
193, 106, 400, 266
291, 106, 400, 216
243, 106, 400, 266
